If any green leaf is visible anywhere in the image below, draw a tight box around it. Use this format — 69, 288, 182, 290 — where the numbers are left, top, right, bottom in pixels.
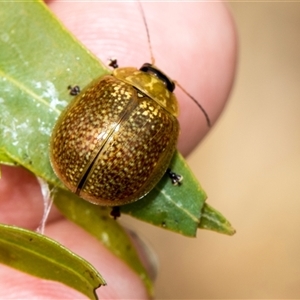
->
0, 224, 105, 300
0, 0, 109, 186
0, 0, 234, 237
0, 149, 17, 166
53, 189, 153, 296
199, 203, 236, 236
122, 151, 207, 237
0, 0, 235, 294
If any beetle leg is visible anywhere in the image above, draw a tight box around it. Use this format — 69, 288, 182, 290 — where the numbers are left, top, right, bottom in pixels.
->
167, 168, 183, 186
68, 85, 81, 96
108, 58, 119, 69
110, 206, 121, 220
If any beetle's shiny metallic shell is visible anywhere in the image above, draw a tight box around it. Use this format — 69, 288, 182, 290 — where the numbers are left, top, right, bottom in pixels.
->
50, 67, 179, 206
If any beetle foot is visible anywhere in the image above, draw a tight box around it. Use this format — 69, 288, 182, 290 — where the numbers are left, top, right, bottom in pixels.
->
167, 168, 183, 186
108, 58, 119, 69
68, 85, 81, 96
110, 206, 121, 220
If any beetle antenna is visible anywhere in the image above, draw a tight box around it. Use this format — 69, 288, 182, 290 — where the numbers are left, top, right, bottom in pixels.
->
175, 81, 211, 127
138, 1, 155, 65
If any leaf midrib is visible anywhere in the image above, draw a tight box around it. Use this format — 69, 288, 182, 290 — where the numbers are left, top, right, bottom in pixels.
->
155, 186, 200, 223
0, 69, 61, 115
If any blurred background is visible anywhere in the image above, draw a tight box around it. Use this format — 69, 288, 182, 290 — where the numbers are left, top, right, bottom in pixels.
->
123, 2, 300, 299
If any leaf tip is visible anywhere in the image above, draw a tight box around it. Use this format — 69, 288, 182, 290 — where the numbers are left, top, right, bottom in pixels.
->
199, 203, 236, 236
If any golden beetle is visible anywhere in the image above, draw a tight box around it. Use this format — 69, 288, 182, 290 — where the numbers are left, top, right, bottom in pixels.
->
50, 63, 182, 206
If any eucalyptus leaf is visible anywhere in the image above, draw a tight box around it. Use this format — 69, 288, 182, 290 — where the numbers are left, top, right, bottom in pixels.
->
0, 224, 105, 300
122, 151, 207, 236
0, 0, 235, 236
53, 189, 153, 296
0, 0, 109, 186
